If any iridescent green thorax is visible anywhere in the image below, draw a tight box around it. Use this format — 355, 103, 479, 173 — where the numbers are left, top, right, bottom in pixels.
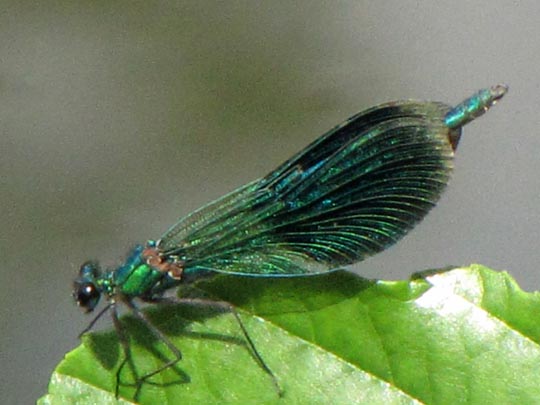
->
110, 244, 173, 297
117, 262, 161, 296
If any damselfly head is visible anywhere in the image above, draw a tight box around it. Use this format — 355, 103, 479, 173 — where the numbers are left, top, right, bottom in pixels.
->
73, 261, 101, 312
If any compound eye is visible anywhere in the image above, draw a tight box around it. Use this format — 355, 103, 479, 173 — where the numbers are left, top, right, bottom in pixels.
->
73, 282, 100, 312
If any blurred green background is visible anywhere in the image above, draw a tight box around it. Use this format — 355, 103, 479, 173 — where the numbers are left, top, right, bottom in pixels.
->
1, 1, 538, 403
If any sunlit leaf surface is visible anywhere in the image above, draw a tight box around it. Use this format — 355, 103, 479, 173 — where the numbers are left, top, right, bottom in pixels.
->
41, 265, 540, 404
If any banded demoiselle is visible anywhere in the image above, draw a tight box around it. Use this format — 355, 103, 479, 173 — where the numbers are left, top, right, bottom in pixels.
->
73, 84, 507, 396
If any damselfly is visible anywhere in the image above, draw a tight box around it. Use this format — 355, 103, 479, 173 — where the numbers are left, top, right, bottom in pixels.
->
73, 84, 507, 397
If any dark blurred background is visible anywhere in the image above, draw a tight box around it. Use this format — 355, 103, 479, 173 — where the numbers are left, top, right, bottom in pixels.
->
1, 2, 538, 403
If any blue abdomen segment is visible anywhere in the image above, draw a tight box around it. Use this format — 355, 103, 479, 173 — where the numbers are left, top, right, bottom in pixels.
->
114, 245, 164, 296
444, 85, 507, 129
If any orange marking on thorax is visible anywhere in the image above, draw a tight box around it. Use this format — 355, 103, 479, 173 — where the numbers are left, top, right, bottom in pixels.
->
142, 246, 184, 280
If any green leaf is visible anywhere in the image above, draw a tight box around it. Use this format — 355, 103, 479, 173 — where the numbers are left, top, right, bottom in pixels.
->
40, 265, 540, 404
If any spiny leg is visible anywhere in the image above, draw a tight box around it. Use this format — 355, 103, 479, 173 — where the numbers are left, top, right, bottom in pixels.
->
78, 303, 112, 338
110, 303, 138, 398
123, 299, 183, 384
154, 296, 282, 396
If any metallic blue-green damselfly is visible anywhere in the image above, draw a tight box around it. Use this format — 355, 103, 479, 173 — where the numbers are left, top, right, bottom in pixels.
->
73, 85, 507, 396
